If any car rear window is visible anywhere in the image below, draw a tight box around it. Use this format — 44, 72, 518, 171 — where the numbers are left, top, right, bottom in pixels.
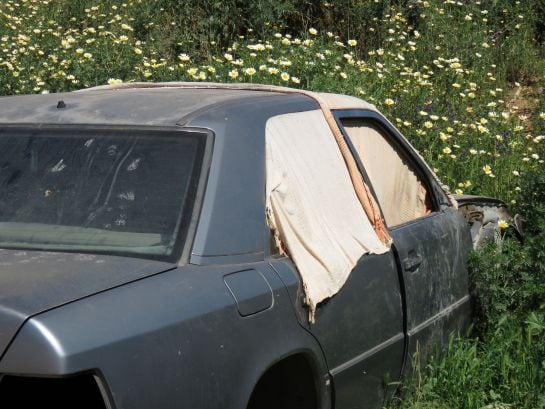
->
0, 127, 207, 262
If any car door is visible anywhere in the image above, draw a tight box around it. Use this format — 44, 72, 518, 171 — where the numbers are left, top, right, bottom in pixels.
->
265, 112, 408, 408
304, 251, 405, 409
335, 111, 473, 372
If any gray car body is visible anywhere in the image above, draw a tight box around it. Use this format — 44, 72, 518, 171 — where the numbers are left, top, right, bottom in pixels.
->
0, 87, 473, 409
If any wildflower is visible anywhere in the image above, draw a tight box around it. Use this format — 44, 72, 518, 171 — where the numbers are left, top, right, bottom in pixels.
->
280, 72, 290, 81
244, 68, 256, 76
498, 220, 509, 229
83, 53, 92, 59
384, 98, 394, 106
228, 70, 239, 79
107, 78, 123, 85
224, 53, 233, 61
442, 147, 452, 154
423, 121, 433, 129
309, 28, 318, 35
477, 125, 489, 134
134, 48, 142, 55
178, 54, 190, 62
539, 112, 545, 120
268, 67, 279, 75
348, 39, 357, 47
483, 165, 492, 175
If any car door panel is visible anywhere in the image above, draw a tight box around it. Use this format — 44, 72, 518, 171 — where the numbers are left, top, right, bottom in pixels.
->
390, 208, 472, 365
306, 252, 405, 409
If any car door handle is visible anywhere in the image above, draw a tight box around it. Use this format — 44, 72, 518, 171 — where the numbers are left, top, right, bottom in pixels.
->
402, 252, 422, 272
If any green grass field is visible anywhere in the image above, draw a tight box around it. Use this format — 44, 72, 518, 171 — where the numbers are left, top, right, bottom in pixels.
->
1, 0, 544, 407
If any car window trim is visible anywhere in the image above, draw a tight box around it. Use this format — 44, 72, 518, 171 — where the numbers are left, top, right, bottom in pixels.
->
178, 126, 215, 266
332, 109, 450, 229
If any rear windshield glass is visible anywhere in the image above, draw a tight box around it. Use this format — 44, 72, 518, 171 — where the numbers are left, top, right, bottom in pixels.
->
0, 128, 206, 262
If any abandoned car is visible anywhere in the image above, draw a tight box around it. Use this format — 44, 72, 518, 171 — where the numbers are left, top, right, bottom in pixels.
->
0, 82, 489, 409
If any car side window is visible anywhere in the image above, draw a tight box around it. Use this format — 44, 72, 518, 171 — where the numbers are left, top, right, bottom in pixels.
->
340, 117, 434, 227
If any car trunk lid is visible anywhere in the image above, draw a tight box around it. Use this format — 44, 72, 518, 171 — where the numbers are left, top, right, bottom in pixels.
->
0, 249, 175, 358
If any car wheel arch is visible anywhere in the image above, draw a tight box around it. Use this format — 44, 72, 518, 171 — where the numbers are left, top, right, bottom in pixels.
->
245, 350, 329, 409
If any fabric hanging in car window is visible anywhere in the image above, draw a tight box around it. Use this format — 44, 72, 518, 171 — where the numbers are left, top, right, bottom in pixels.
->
265, 110, 390, 321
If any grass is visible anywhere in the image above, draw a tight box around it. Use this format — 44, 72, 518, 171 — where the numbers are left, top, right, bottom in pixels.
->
0, 0, 544, 407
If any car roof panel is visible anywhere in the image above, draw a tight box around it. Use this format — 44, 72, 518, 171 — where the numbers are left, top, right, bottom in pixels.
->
0, 87, 307, 126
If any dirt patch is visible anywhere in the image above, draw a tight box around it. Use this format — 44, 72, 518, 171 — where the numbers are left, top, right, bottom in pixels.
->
506, 83, 544, 130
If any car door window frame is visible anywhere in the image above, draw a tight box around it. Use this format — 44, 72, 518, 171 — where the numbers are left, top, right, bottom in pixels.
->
333, 109, 451, 229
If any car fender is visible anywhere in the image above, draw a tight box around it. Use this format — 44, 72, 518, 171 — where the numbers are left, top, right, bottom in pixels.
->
0, 263, 330, 409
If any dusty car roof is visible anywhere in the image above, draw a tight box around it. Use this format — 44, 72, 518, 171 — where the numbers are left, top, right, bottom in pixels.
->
0, 82, 378, 127
0, 87, 297, 126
